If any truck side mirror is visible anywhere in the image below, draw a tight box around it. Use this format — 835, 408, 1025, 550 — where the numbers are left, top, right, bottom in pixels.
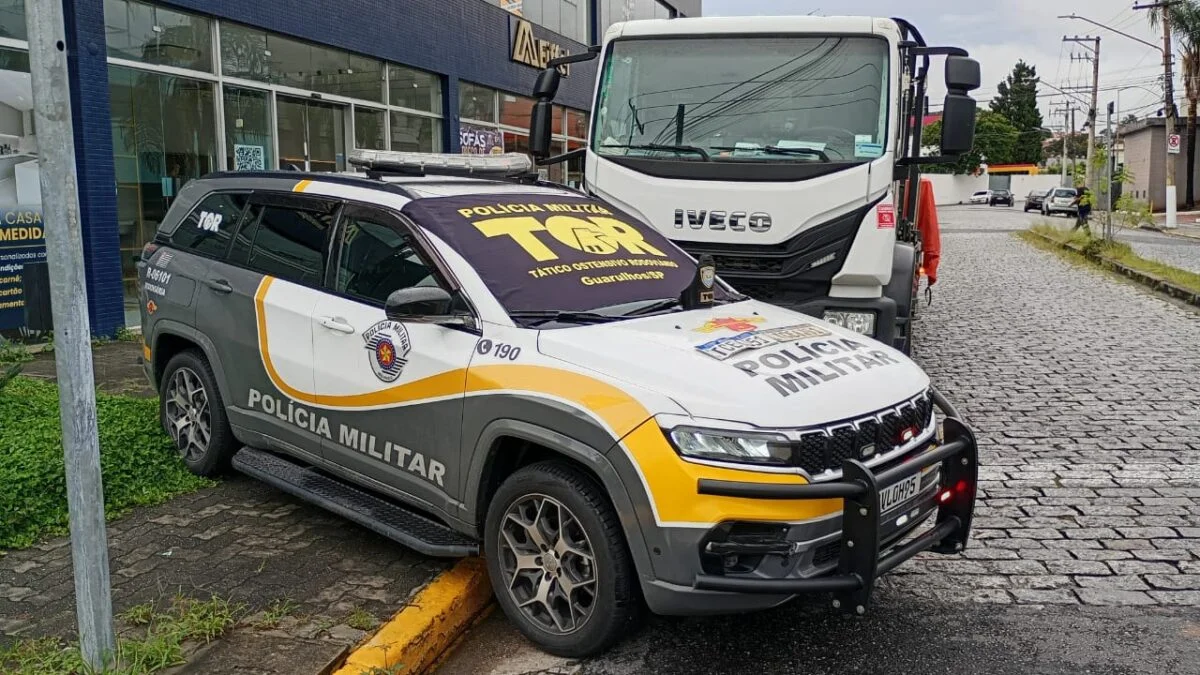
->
532, 67, 561, 99
529, 100, 555, 160
940, 56, 981, 156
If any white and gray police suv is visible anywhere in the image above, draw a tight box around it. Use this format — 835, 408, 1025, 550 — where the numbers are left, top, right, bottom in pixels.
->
138, 150, 978, 657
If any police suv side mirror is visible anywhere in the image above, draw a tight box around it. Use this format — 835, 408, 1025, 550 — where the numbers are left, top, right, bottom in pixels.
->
940, 56, 981, 156
385, 287, 468, 326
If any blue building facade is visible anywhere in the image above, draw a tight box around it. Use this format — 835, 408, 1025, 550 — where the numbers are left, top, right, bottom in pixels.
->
0, 0, 695, 336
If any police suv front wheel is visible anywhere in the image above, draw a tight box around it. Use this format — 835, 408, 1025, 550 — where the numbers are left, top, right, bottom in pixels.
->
160, 349, 237, 477
484, 461, 641, 657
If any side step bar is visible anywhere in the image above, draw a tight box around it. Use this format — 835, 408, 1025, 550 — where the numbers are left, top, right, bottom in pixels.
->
232, 447, 478, 558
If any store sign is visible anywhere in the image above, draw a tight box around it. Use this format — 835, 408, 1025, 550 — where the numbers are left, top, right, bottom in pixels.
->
460, 124, 505, 155
0, 208, 47, 330
510, 17, 570, 75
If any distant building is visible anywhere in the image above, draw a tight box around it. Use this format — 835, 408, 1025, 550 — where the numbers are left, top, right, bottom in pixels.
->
1119, 117, 1198, 210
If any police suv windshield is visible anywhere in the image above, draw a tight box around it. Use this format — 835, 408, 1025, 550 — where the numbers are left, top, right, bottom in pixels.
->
400, 194, 729, 323
592, 36, 889, 163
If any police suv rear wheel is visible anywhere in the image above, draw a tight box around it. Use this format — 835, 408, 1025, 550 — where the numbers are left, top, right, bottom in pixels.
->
160, 350, 236, 476
485, 461, 640, 657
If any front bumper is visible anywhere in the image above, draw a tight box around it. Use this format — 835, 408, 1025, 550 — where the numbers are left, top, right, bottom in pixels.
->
686, 390, 977, 615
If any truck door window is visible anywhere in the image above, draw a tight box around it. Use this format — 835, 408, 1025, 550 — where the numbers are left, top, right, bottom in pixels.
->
333, 205, 439, 306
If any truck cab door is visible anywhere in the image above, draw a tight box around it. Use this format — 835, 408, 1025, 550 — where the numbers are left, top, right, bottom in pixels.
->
312, 203, 478, 516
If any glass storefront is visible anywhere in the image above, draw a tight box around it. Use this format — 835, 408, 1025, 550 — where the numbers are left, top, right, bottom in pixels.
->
0, 0, 25, 41
108, 65, 217, 300
98, 0, 446, 321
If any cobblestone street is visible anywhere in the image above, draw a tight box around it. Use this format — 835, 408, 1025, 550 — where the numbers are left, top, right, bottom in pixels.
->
1114, 225, 1200, 276
887, 205, 1200, 607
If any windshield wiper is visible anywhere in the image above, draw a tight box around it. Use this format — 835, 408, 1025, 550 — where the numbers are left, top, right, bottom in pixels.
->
600, 143, 711, 161
508, 310, 627, 327
710, 145, 831, 162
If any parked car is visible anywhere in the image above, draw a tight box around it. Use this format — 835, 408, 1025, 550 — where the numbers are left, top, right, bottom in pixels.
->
137, 149, 980, 658
1042, 187, 1078, 216
989, 189, 1015, 207
967, 190, 991, 204
1023, 189, 1049, 212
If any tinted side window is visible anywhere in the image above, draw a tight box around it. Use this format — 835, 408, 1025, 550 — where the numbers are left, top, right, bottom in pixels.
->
239, 203, 335, 285
334, 207, 438, 305
169, 192, 248, 258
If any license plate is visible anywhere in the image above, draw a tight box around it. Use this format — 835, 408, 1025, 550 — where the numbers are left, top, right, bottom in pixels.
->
880, 473, 921, 513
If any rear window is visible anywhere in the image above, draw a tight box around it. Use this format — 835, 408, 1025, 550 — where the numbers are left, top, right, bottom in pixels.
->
1053, 189, 1076, 198
234, 199, 338, 286
168, 192, 248, 258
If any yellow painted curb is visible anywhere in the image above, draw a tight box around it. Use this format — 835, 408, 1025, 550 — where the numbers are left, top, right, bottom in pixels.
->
333, 557, 493, 675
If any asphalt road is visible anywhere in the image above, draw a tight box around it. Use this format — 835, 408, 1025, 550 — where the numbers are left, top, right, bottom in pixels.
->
437, 206, 1200, 675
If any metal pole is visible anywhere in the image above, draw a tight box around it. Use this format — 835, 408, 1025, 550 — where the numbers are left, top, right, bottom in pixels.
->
1106, 101, 1114, 240
23, 0, 116, 669
1062, 107, 1069, 186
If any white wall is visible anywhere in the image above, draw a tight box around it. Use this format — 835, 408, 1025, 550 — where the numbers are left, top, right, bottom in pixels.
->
925, 173, 1062, 205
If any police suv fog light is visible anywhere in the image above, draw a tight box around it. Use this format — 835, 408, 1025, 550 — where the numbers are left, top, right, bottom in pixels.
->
822, 310, 876, 336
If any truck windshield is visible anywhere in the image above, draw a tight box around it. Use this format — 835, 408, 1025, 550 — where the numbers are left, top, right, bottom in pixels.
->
593, 36, 890, 163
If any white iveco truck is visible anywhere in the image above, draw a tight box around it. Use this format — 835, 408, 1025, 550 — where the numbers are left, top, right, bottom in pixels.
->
526, 16, 981, 353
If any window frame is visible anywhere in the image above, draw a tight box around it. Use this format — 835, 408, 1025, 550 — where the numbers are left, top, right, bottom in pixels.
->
228, 191, 344, 288
326, 201, 468, 311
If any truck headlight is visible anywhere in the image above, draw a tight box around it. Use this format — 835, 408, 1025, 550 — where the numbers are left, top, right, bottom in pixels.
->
822, 310, 876, 336
668, 427, 792, 466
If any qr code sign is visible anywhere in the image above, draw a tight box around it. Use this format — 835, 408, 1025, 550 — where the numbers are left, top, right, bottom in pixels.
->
234, 144, 265, 171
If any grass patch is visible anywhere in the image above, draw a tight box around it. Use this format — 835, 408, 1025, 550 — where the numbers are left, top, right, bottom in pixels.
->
1022, 222, 1200, 295
345, 607, 378, 631
0, 377, 213, 549
251, 599, 298, 630
0, 595, 243, 674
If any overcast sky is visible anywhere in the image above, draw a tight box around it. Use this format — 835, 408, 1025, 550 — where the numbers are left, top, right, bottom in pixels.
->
703, 0, 1174, 134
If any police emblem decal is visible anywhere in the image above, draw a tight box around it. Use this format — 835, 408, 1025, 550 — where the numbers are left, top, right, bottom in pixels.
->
363, 320, 411, 383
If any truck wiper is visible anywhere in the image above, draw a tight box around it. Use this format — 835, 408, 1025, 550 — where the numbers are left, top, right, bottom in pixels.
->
600, 143, 711, 161
710, 145, 831, 162
507, 310, 627, 326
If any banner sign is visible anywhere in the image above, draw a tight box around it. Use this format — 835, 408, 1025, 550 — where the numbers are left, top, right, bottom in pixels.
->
0, 207, 46, 330
460, 124, 505, 155
401, 194, 703, 313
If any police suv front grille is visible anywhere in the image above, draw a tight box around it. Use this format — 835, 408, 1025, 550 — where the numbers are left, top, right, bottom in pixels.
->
789, 391, 934, 477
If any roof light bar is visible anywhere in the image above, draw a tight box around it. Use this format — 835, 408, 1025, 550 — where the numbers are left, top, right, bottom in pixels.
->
347, 149, 534, 178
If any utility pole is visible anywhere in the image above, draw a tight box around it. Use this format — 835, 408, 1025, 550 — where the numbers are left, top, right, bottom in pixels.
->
1135, 0, 1180, 227
1106, 100, 1115, 241
1065, 36, 1102, 195
1052, 102, 1074, 186
23, 0, 115, 669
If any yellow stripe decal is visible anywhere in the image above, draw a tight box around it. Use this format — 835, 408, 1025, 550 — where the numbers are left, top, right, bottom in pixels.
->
293, 179, 312, 192
143, 343, 151, 361
254, 276, 838, 524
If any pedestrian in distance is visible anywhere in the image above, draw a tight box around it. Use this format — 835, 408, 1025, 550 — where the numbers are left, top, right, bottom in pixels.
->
1072, 185, 1092, 234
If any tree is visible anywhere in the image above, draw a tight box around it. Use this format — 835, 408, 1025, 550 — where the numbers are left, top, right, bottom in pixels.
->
1150, 1, 1200, 208
990, 61, 1044, 164
1121, 114, 1140, 126
924, 110, 1020, 174
1043, 133, 1089, 161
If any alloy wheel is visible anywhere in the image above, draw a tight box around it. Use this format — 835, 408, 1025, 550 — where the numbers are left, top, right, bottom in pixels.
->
164, 366, 211, 462
498, 494, 598, 635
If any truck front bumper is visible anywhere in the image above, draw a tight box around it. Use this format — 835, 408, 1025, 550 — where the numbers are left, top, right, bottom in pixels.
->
672, 390, 977, 615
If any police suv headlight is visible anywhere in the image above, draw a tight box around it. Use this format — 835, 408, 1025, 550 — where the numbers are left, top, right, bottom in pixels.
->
667, 426, 792, 466
822, 309, 876, 336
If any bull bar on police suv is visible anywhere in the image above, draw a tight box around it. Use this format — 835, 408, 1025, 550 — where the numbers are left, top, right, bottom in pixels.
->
691, 389, 978, 615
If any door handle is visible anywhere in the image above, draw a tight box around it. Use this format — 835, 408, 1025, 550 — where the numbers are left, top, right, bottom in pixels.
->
206, 278, 233, 294
318, 316, 356, 334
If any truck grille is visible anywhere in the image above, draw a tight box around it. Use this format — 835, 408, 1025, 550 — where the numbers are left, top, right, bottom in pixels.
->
790, 391, 934, 477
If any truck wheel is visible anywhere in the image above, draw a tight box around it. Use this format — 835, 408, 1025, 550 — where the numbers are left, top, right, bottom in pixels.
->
484, 461, 640, 657
160, 349, 237, 477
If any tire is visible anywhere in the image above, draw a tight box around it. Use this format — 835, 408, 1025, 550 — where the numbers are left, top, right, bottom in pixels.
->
159, 349, 237, 476
484, 461, 641, 657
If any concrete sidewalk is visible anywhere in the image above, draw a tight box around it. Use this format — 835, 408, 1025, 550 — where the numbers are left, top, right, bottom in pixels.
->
2, 342, 450, 673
